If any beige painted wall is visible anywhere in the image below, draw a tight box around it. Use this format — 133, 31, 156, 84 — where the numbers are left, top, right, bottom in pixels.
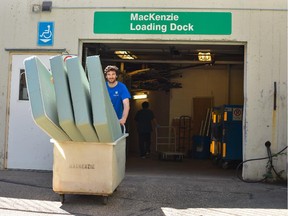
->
170, 65, 244, 120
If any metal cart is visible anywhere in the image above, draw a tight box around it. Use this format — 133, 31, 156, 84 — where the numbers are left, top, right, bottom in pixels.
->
155, 126, 185, 161
52, 133, 128, 204
220, 105, 243, 168
210, 105, 243, 168
178, 116, 192, 154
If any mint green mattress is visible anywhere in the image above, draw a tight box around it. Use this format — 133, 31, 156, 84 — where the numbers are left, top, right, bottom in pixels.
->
23, 56, 71, 142
86, 56, 122, 142
24, 55, 124, 143
50, 56, 85, 142
65, 56, 99, 142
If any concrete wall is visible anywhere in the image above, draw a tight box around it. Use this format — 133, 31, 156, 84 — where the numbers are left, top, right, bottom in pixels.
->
0, 0, 287, 180
170, 65, 244, 119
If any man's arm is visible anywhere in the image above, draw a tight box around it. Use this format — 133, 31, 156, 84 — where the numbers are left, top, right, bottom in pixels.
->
120, 98, 130, 125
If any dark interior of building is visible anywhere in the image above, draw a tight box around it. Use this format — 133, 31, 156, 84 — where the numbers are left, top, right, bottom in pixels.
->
82, 42, 245, 171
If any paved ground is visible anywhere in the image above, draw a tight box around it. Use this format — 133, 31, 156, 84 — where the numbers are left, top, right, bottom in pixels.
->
0, 156, 286, 216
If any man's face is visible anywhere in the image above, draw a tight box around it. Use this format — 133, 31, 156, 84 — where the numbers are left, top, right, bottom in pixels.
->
106, 70, 117, 84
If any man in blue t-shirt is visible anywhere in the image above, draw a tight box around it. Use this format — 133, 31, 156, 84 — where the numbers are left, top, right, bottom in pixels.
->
104, 65, 131, 126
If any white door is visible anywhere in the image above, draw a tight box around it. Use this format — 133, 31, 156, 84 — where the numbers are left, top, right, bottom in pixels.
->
7, 55, 55, 170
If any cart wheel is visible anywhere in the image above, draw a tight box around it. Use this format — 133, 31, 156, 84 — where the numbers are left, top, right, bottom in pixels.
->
102, 196, 108, 205
60, 194, 65, 204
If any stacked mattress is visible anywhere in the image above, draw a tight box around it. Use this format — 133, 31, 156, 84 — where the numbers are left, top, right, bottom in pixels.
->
24, 55, 122, 143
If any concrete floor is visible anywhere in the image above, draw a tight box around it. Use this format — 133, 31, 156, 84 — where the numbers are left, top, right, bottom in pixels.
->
0, 155, 287, 216
126, 154, 236, 177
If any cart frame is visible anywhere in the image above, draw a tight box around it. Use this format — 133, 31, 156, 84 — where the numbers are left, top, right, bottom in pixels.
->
155, 126, 185, 161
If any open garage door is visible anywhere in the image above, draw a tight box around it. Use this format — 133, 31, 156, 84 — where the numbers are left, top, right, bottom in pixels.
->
82, 42, 244, 166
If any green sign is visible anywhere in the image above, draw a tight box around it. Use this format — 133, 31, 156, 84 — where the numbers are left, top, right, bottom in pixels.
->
94, 12, 232, 35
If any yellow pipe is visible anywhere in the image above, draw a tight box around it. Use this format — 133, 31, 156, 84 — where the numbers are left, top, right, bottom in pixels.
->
224, 111, 227, 121
213, 113, 216, 123
222, 143, 226, 157
210, 141, 215, 154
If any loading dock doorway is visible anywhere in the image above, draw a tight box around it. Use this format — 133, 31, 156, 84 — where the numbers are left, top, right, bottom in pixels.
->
82, 42, 245, 161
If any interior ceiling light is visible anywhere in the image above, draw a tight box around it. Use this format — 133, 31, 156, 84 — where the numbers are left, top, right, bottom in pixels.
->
198, 52, 212, 62
114, 51, 137, 60
133, 93, 148, 100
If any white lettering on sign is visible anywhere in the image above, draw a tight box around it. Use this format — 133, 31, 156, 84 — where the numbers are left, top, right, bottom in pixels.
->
131, 13, 179, 21
170, 23, 194, 31
130, 23, 167, 33
129, 13, 194, 33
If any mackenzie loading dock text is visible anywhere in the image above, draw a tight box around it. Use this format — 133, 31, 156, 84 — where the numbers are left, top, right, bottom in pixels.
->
129, 13, 194, 33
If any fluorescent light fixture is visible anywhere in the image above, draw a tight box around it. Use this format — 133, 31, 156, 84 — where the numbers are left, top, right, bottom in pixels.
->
114, 51, 137, 60
198, 52, 212, 62
133, 94, 148, 100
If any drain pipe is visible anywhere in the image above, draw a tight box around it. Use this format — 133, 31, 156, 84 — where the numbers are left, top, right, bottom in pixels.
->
273, 82, 277, 110
271, 82, 277, 153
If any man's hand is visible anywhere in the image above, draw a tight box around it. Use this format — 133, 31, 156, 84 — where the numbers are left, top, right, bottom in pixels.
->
119, 118, 126, 125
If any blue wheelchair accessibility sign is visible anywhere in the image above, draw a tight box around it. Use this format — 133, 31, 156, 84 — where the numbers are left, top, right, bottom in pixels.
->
38, 22, 54, 46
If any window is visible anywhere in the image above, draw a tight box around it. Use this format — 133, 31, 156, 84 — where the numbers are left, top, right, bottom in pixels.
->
19, 69, 29, 100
